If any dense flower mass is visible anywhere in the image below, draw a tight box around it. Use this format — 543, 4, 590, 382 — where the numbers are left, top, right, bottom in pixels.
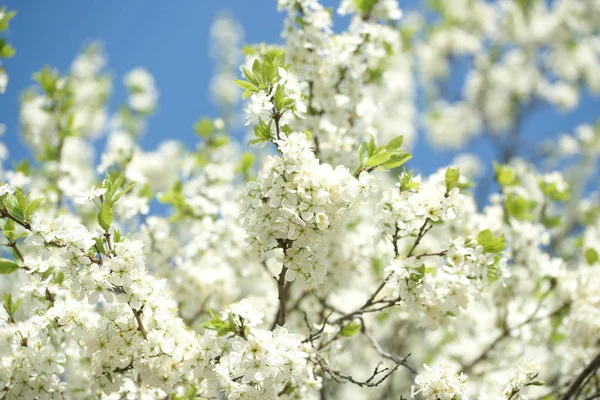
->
241, 131, 372, 287
1, 1, 600, 399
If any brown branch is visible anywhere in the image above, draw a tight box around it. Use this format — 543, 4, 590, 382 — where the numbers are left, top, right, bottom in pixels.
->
463, 302, 570, 374
131, 307, 148, 340
392, 224, 400, 257
7, 240, 23, 261
407, 218, 431, 258
415, 250, 448, 259
272, 268, 291, 329
0, 207, 31, 230
331, 295, 403, 325
316, 349, 411, 389
562, 352, 600, 400
362, 327, 417, 375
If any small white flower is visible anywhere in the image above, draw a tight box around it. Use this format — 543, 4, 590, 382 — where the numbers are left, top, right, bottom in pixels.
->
315, 212, 329, 230
0, 183, 16, 196
73, 186, 107, 204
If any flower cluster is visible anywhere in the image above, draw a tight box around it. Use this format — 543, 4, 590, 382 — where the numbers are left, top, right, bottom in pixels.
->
385, 233, 505, 328
275, 0, 415, 167
378, 169, 466, 239
241, 132, 374, 286
199, 300, 317, 400
415, 363, 469, 400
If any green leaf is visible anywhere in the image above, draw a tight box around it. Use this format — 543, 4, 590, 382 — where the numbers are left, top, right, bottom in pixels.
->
15, 190, 27, 217
340, 321, 361, 337
233, 79, 257, 92
542, 215, 561, 229
202, 320, 224, 330
444, 167, 460, 191
14, 159, 30, 176
93, 237, 105, 254
282, 384, 297, 395
33, 66, 59, 95
12, 232, 27, 241
98, 203, 113, 231
184, 384, 198, 399
585, 248, 599, 265
550, 189, 570, 202
358, 142, 370, 166
3, 293, 22, 316
3, 293, 11, 311
0, 41, 15, 58
505, 195, 537, 221
367, 135, 376, 155
365, 152, 391, 167
248, 138, 268, 146
0, 11, 17, 32
242, 89, 252, 99
0, 258, 19, 274
399, 171, 419, 191
251, 59, 262, 85
495, 164, 517, 186
354, 0, 378, 17
2, 219, 15, 240
194, 119, 213, 138
281, 124, 293, 135
207, 306, 220, 321
3, 195, 22, 221
477, 229, 506, 254
381, 151, 412, 169
242, 45, 256, 55
24, 197, 44, 220
410, 265, 426, 282
477, 229, 493, 245
384, 135, 404, 151
217, 324, 233, 337
111, 182, 135, 204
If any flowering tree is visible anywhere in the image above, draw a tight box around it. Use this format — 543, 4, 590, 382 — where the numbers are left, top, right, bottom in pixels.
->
1, 1, 600, 399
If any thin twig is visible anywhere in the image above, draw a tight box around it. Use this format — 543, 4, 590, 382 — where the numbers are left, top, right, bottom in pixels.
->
561, 352, 600, 400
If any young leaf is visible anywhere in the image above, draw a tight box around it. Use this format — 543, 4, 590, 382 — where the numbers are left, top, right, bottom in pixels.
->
365, 152, 391, 167
194, 119, 213, 138
505, 195, 537, 221
445, 168, 460, 191
0, 258, 19, 274
384, 135, 404, 151
340, 321, 361, 337
98, 203, 113, 231
585, 248, 599, 265
495, 164, 517, 186
24, 197, 44, 220
233, 79, 257, 92
2, 219, 15, 240
477, 229, 506, 253
0, 42, 14, 58
381, 151, 412, 169
358, 142, 370, 167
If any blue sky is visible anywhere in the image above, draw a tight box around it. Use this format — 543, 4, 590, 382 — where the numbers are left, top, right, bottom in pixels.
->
1, 1, 599, 183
